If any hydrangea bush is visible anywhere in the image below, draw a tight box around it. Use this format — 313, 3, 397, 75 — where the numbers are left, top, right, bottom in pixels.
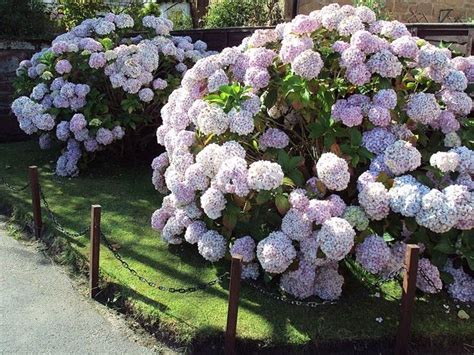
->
12, 13, 210, 176
152, 4, 474, 302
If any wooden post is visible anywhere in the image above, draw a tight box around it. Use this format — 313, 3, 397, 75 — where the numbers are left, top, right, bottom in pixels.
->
28, 166, 42, 239
90, 205, 101, 299
224, 255, 242, 355
395, 244, 420, 355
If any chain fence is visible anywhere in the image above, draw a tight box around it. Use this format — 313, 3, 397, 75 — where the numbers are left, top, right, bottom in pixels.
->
39, 188, 90, 239
0, 176, 30, 192
1, 173, 442, 304
101, 230, 230, 294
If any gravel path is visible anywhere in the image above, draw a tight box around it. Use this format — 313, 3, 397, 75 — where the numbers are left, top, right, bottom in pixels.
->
0, 224, 163, 354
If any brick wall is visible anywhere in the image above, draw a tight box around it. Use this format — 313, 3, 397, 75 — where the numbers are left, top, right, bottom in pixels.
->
292, 0, 474, 22
0, 40, 48, 142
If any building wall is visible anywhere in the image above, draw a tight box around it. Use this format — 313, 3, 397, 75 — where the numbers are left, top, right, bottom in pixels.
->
292, 0, 474, 22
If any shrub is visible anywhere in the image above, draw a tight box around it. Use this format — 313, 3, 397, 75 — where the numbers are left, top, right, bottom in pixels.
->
11, 13, 210, 177
203, 0, 282, 28
152, 4, 474, 302
50, 0, 162, 31
0, 0, 56, 38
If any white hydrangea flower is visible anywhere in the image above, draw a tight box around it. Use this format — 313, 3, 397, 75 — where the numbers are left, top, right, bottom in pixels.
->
257, 231, 296, 274
430, 151, 460, 173
316, 153, 350, 191
316, 217, 355, 261
197, 230, 226, 262
247, 161, 284, 191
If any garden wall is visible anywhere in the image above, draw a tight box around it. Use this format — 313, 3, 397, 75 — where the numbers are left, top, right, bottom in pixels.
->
1, 23, 473, 142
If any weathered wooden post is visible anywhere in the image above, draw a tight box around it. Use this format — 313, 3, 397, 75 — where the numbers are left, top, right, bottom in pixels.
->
224, 255, 243, 355
28, 166, 42, 238
90, 205, 101, 299
395, 244, 420, 355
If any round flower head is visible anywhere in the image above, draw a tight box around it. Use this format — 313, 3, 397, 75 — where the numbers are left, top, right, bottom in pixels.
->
443, 184, 474, 230
184, 221, 207, 245
359, 182, 390, 220
406, 93, 441, 125
316, 217, 355, 261
257, 231, 297, 274
197, 230, 226, 262
242, 263, 260, 280
356, 235, 391, 274
415, 189, 458, 233
343, 205, 369, 231
291, 49, 323, 79
281, 208, 312, 241
288, 188, 310, 211
247, 161, 284, 191
430, 151, 460, 173
280, 260, 316, 299
450, 146, 474, 174
200, 187, 226, 220
305, 199, 332, 224
259, 128, 289, 150
362, 127, 396, 155
444, 260, 474, 302
383, 140, 421, 175
313, 263, 344, 300
230, 236, 256, 263
316, 153, 350, 191
55, 59, 72, 74
416, 258, 442, 294
389, 175, 429, 217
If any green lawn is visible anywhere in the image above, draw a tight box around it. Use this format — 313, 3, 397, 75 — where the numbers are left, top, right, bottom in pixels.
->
0, 140, 472, 351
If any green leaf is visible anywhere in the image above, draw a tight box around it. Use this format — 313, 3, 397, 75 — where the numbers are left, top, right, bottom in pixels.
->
287, 170, 304, 187
349, 128, 362, 147
282, 177, 295, 187
308, 122, 325, 139
263, 87, 278, 108
275, 193, 290, 215
433, 239, 456, 255
256, 191, 272, 205
89, 118, 102, 127
99, 37, 114, 51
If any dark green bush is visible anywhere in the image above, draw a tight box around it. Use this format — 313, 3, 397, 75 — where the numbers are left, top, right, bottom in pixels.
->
0, 0, 55, 38
203, 0, 282, 28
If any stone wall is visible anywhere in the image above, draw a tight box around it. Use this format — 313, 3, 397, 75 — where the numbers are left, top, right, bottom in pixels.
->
291, 0, 474, 22
0, 40, 49, 142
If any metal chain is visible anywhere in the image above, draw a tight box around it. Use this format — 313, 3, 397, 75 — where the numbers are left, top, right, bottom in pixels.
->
39, 189, 89, 238
373, 265, 406, 288
100, 231, 229, 293
243, 280, 337, 307
418, 265, 443, 293
0, 176, 30, 192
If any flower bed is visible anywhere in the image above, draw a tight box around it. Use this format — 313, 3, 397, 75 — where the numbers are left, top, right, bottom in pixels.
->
11, 13, 210, 176
152, 4, 474, 303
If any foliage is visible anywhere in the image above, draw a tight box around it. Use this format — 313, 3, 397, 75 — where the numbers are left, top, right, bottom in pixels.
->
203, 0, 282, 28
0, 0, 56, 38
153, 4, 474, 303
166, 7, 193, 30
11, 13, 209, 177
50, 0, 162, 31
51, 0, 108, 31
353, 0, 390, 19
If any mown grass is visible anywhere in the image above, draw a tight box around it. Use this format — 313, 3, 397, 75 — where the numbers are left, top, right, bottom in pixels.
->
0, 140, 472, 351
